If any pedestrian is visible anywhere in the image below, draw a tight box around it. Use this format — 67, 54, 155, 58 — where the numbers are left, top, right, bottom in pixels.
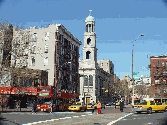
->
92, 101, 95, 113
32, 100, 37, 114
156, 100, 159, 105
50, 101, 53, 113
120, 98, 124, 112
97, 101, 101, 114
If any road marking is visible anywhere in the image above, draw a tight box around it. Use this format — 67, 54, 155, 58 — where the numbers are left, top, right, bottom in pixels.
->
107, 113, 133, 125
72, 116, 80, 117
143, 123, 153, 125
59, 118, 67, 119
64, 117, 72, 119
22, 112, 91, 125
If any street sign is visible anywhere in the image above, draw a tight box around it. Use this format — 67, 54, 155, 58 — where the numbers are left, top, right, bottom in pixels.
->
134, 78, 140, 80
133, 72, 139, 75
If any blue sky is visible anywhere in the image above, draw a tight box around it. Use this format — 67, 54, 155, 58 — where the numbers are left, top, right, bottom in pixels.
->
1, 0, 167, 79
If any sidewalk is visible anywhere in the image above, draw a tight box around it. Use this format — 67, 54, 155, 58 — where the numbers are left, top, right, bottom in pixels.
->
102, 106, 132, 114
0, 108, 32, 113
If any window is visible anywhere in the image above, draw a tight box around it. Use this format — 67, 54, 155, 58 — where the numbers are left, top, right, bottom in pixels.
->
33, 34, 37, 41
101, 63, 103, 66
155, 79, 160, 84
45, 32, 49, 41
154, 70, 159, 75
32, 57, 35, 66
87, 38, 91, 45
166, 62, 167, 68
84, 76, 88, 86
15, 37, 19, 44
88, 24, 92, 32
31, 45, 36, 54
139, 101, 147, 105
153, 62, 155, 67
44, 44, 48, 53
89, 75, 93, 86
26, 35, 29, 44
107, 63, 108, 66
150, 101, 155, 105
44, 57, 48, 66
86, 51, 91, 59
14, 59, 16, 67
86, 24, 88, 32
162, 61, 164, 67
157, 61, 160, 67
25, 49, 29, 55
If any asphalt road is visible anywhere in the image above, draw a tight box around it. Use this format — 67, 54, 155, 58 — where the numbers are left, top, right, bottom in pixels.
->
0, 106, 131, 125
0, 107, 117, 125
0, 112, 92, 125
113, 111, 167, 125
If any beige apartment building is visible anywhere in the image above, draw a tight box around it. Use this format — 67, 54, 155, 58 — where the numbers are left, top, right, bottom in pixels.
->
97, 60, 114, 74
11, 24, 81, 93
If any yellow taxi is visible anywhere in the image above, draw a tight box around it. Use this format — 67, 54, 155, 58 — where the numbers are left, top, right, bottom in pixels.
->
116, 102, 120, 106
132, 98, 167, 114
87, 103, 96, 110
68, 102, 87, 112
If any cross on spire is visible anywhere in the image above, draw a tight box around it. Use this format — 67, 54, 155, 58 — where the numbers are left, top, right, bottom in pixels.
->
88, 10, 92, 16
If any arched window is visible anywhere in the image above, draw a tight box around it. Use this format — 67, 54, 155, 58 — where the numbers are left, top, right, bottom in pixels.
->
84, 75, 88, 86
87, 38, 91, 45
88, 24, 92, 32
86, 51, 91, 59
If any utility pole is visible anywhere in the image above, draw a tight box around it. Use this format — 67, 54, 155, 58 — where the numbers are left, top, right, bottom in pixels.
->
132, 44, 135, 105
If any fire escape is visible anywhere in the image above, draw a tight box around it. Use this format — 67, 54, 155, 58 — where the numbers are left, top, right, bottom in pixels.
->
154, 62, 167, 97
62, 39, 71, 90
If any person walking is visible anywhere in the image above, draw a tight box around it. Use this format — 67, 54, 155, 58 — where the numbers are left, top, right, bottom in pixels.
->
92, 101, 95, 113
120, 98, 124, 112
32, 100, 37, 114
50, 101, 53, 113
97, 101, 101, 114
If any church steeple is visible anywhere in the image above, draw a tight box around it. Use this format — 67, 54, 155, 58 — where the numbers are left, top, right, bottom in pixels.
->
82, 10, 97, 66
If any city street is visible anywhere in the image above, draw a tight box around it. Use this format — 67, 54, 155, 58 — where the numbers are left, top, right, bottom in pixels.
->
1, 106, 167, 125
0, 106, 131, 125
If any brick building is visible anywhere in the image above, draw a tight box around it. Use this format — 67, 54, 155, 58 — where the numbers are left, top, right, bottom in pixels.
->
150, 55, 167, 97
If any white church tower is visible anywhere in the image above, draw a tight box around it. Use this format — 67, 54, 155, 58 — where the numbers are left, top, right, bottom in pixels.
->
79, 10, 98, 104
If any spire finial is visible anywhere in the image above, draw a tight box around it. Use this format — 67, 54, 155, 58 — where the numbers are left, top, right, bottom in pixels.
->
88, 10, 92, 16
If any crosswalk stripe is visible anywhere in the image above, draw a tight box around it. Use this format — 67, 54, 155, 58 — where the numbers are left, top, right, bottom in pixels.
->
107, 113, 133, 125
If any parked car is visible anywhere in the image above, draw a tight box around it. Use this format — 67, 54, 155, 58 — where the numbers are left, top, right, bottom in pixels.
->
106, 103, 112, 106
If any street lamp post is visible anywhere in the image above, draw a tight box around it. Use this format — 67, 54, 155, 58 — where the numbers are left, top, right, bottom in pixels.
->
132, 34, 145, 105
